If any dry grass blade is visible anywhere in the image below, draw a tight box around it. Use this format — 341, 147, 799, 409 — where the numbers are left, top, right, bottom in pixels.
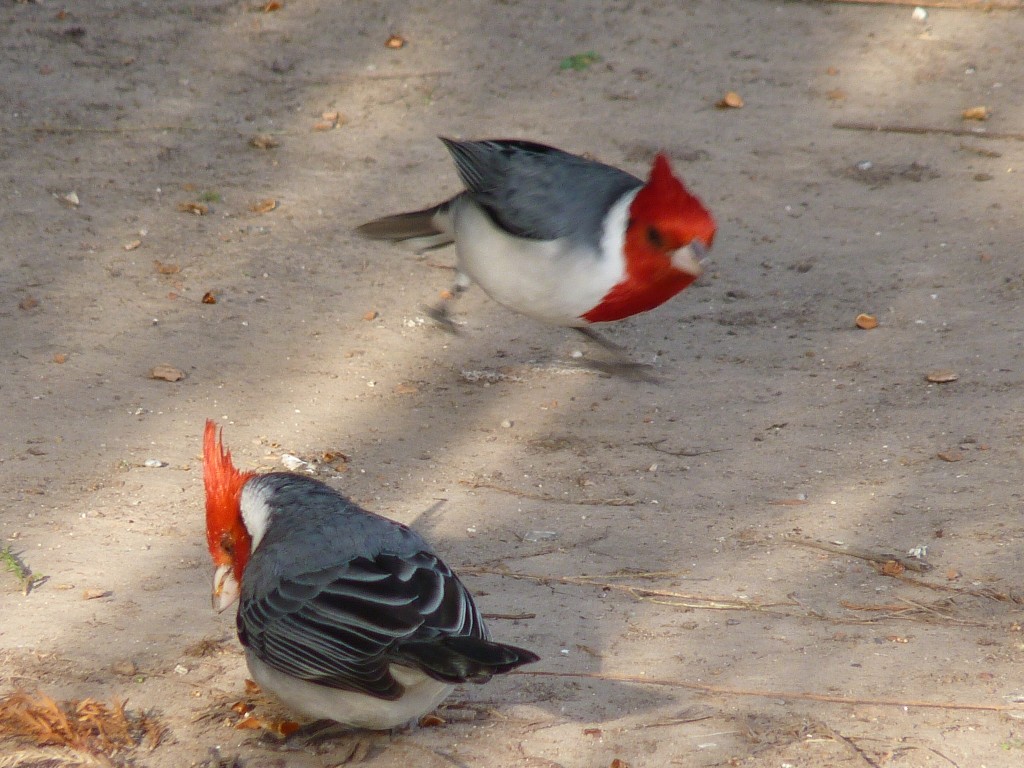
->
0, 690, 168, 761
0, 746, 114, 768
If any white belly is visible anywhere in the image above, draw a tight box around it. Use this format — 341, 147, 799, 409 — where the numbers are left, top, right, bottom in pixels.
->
450, 195, 630, 327
246, 650, 454, 730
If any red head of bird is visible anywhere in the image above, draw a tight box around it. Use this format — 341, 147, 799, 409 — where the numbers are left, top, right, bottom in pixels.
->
584, 154, 716, 323
203, 419, 254, 612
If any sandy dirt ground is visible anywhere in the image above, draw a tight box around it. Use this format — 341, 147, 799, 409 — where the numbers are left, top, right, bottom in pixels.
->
2, 1, 1024, 766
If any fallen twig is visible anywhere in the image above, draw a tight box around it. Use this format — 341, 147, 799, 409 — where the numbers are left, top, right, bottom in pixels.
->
481, 612, 536, 621
515, 670, 1024, 713
460, 566, 793, 613
823, 0, 1021, 8
834, 120, 1024, 142
460, 480, 639, 507
786, 534, 932, 572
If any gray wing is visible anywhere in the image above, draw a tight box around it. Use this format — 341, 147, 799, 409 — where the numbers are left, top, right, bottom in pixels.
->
441, 138, 642, 247
238, 550, 487, 699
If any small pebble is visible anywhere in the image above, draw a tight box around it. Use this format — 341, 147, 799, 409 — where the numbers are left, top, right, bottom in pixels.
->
143, 459, 167, 468
500, 419, 513, 429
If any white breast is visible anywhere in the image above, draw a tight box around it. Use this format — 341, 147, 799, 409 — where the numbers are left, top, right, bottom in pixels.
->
246, 650, 454, 730
450, 192, 633, 327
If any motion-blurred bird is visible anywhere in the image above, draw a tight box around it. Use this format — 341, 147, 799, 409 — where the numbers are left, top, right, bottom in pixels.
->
357, 138, 716, 370
203, 420, 538, 730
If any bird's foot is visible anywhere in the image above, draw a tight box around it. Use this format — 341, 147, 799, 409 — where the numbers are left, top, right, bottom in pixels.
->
578, 357, 660, 384
263, 719, 373, 759
423, 302, 462, 334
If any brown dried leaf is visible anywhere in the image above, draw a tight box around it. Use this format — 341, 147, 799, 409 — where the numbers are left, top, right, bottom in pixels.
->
201, 291, 217, 305
855, 313, 878, 330
18, 295, 39, 311
880, 560, 905, 577
234, 715, 263, 730
926, 370, 958, 383
937, 451, 964, 463
52, 353, 67, 364
262, 0, 283, 11
250, 133, 280, 150
250, 198, 277, 214
385, 34, 406, 49
962, 105, 990, 121
244, 679, 261, 694
124, 239, 142, 251
177, 201, 208, 216
150, 364, 185, 382
394, 383, 419, 395
154, 260, 181, 275
717, 91, 743, 109
946, 569, 961, 581
81, 589, 109, 600
610, 760, 632, 768
418, 714, 445, 727
583, 727, 603, 736
229, 700, 253, 716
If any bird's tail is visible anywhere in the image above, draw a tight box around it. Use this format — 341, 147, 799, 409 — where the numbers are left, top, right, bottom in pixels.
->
355, 200, 456, 252
397, 635, 540, 685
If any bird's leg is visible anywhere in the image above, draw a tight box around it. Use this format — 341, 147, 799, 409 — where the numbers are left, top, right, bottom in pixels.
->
264, 719, 369, 754
572, 327, 659, 383
423, 272, 471, 333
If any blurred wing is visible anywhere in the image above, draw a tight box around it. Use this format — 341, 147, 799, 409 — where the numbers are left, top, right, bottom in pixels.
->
238, 551, 484, 700
441, 138, 641, 245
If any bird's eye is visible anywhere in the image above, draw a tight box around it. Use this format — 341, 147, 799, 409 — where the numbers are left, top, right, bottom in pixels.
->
646, 225, 664, 248
220, 532, 234, 556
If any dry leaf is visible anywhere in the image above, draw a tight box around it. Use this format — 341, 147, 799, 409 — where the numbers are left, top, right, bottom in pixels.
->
395, 383, 419, 395
18, 295, 39, 311
244, 679, 261, 694
201, 291, 217, 304
717, 91, 743, 109
826, 89, 847, 101
62, 191, 80, 207
583, 727, 603, 736
312, 120, 336, 132
321, 111, 339, 122
362, 310, 378, 321
250, 199, 277, 214
385, 34, 406, 49
124, 239, 142, 251
946, 569, 961, 581
154, 260, 181, 275
962, 106, 990, 121
855, 313, 878, 330
262, 0, 282, 11
149, 364, 185, 382
53, 353, 67, 364
880, 560, 905, 577
234, 715, 262, 731
937, 451, 964, 462
610, 760, 632, 768
82, 589, 109, 600
177, 201, 208, 215
250, 133, 280, 150
926, 370, 958, 383
439, 289, 454, 300
230, 700, 253, 716
418, 714, 445, 727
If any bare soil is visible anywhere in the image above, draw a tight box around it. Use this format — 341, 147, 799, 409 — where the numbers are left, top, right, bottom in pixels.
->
2, 1, 1023, 766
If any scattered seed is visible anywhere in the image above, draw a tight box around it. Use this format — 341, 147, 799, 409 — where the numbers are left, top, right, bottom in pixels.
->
149, 364, 185, 382
855, 313, 878, 330
962, 105, 990, 121
385, 34, 406, 49
717, 91, 744, 109
124, 239, 142, 251
250, 133, 279, 150
926, 370, 958, 383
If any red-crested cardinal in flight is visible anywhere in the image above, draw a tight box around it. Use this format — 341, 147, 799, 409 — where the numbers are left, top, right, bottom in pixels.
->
203, 420, 539, 730
356, 138, 716, 366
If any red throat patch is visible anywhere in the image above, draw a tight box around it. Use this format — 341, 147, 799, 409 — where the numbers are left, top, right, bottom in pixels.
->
203, 420, 254, 576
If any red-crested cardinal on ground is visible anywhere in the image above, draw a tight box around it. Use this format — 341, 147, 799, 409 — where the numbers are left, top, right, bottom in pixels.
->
203, 420, 539, 730
357, 138, 716, 369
